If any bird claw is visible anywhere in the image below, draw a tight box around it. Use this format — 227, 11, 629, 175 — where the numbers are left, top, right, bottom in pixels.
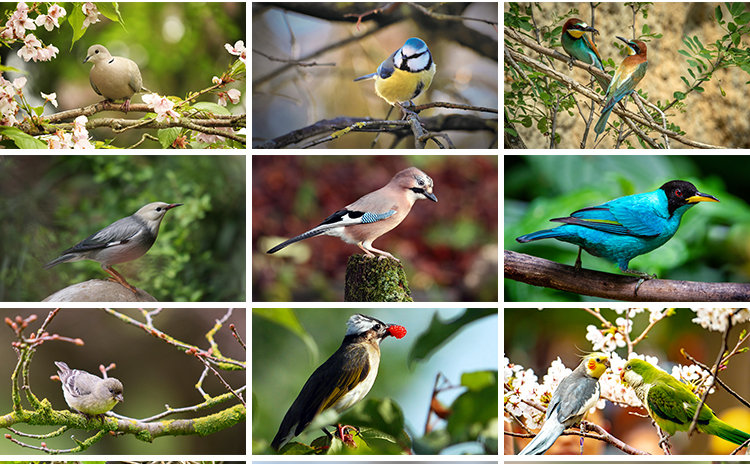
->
337, 424, 360, 448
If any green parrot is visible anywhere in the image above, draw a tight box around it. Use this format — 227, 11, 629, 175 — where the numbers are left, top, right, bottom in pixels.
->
621, 358, 750, 446
519, 352, 610, 455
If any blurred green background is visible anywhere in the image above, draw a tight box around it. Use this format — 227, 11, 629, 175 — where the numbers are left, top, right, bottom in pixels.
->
252, 308, 498, 454
0, 155, 246, 302
253, 155, 499, 302
505, 155, 750, 301
0, 308, 245, 454
0, 2, 246, 147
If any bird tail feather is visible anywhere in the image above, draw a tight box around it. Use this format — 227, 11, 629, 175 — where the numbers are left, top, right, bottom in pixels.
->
43, 255, 71, 270
516, 228, 564, 243
267, 228, 327, 254
706, 420, 750, 446
518, 421, 565, 455
594, 105, 613, 135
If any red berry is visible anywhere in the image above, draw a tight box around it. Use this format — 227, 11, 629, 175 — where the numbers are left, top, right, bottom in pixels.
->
388, 325, 406, 339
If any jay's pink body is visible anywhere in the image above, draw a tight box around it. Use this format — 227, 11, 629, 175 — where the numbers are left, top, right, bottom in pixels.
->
267, 167, 437, 261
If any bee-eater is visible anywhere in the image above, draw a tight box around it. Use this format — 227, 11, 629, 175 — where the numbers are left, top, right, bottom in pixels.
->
594, 37, 649, 139
621, 358, 750, 447
518, 353, 610, 455
561, 18, 608, 91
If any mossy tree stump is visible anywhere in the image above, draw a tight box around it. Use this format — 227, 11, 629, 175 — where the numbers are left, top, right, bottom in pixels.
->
344, 254, 413, 302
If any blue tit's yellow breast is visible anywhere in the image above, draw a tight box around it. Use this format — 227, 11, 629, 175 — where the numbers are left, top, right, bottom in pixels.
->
373, 65, 436, 105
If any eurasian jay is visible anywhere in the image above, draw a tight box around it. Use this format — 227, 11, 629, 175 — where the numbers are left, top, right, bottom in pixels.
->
267, 167, 437, 261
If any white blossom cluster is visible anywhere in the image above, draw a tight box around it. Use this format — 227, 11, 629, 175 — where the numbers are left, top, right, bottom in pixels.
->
691, 308, 750, 332
506, 308, 749, 432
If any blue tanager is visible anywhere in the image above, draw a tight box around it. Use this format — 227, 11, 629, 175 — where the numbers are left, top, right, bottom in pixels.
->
516, 180, 719, 287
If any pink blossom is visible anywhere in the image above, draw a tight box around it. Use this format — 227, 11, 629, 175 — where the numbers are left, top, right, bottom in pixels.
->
35, 4, 66, 31
143, 94, 179, 122
81, 2, 100, 28
225, 40, 246, 64
8, 3, 36, 38
41, 92, 57, 107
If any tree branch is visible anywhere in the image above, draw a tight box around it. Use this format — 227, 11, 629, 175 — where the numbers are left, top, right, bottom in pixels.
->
505, 250, 750, 301
504, 26, 725, 149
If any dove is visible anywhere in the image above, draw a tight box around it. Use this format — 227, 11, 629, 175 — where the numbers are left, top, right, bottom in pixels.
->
84, 44, 150, 112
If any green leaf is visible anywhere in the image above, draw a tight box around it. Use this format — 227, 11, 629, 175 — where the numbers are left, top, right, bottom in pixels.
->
193, 101, 231, 116
715, 4, 723, 22
673, 91, 686, 100
68, 6, 86, 48
731, 1, 745, 16
96, 2, 124, 24
694, 35, 705, 50
737, 11, 750, 24
254, 309, 319, 365
157, 127, 181, 149
0, 127, 47, 149
407, 309, 497, 366
446, 370, 498, 442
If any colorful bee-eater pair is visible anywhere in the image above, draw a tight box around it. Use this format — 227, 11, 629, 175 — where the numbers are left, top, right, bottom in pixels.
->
561, 19, 649, 140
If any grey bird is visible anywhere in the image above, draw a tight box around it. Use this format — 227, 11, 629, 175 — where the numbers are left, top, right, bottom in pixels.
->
518, 352, 610, 455
44, 202, 183, 293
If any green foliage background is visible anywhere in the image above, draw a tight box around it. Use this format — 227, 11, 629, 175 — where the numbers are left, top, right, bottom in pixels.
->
0, 155, 246, 301
505, 155, 750, 301
252, 308, 498, 455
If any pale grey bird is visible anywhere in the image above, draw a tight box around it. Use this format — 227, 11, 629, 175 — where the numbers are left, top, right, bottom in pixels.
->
267, 167, 437, 261
44, 202, 182, 293
84, 44, 151, 112
55, 361, 123, 417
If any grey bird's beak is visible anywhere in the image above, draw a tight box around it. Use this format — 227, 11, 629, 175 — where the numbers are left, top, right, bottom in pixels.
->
166, 203, 184, 210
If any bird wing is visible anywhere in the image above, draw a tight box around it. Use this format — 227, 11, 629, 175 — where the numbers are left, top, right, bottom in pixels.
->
375, 49, 398, 79
550, 371, 601, 427
551, 193, 664, 238
289, 343, 370, 436
60, 215, 145, 254
644, 377, 706, 430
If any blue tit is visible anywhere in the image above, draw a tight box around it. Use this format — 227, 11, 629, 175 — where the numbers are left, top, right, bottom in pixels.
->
353, 37, 436, 106
271, 314, 407, 451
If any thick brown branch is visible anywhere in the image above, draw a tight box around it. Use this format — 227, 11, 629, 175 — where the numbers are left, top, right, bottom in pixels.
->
505, 250, 750, 302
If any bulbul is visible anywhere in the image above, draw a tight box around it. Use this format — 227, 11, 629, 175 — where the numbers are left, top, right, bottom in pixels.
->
271, 313, 407, 451
519, 352, 610, 455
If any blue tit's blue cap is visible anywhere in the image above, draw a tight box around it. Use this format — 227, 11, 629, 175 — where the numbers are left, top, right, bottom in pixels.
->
403, 37, 428, 51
